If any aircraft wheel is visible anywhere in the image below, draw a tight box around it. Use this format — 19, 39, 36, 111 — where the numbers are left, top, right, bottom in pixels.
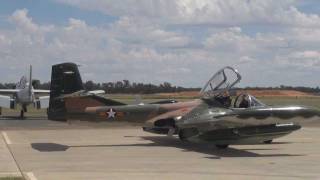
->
263, 140, 273, 144
215, 144, 229, 149
178, 132, 186, 141
20, 110, 24, 119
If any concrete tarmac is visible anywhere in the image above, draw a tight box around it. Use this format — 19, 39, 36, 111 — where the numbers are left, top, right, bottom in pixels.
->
0, 118, 319, 180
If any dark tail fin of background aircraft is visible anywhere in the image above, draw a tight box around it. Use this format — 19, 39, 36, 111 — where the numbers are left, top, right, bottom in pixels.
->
47, 62, 126, 121
51, 62, 84, 97
48, 62, 84, 120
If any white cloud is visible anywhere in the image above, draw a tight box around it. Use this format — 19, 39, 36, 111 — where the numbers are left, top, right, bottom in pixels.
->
9, 9, 53, 33
9, 9, 39, 32
293, 50, 320, 59
0, 9, 206, 85
109, 16, 190, 48
1, 3, 320, 87
66, 18, 87, 30
278, 50, 320, 68
55, 0, 320, 27
204, 27, 287, 55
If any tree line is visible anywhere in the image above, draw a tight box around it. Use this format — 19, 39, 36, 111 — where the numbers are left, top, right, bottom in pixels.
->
81, 80, 200, 94
0, 80, 319, 94
0, 80, 199, 94
243, 85, 320, 94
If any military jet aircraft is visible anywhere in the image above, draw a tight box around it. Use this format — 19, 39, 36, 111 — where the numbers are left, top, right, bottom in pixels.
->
0, 65, 50, 118
48, 63, 320, 149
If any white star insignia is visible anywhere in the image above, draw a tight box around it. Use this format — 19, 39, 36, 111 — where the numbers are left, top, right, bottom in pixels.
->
106, 108, 116, 119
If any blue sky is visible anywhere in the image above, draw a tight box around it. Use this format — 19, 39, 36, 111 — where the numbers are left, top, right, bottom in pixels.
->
0, 0, 117, 27
0, 0, 320, 87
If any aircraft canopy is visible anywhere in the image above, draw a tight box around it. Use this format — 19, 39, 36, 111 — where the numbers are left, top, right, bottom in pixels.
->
200, 66, 241, 98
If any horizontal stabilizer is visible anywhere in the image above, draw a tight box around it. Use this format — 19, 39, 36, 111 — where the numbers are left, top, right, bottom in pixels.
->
88, 90, 105, 95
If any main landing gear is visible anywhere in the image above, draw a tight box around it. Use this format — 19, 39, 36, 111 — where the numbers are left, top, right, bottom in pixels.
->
215, 144, 229, 149
20, 105, 27, 119
263, 140, 273, 144
20, 110, 25, 119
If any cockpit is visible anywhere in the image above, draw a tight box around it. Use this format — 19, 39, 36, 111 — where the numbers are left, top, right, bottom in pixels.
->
200, 66, 265, 108
233, 93, 265, 108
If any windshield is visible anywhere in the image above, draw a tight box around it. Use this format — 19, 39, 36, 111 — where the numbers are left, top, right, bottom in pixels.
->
200, 66, 241, 98
249, 95, 265, 107
233, 93, 266, 108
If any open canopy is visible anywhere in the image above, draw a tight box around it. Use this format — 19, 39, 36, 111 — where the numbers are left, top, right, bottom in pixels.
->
200, 66, 241, 98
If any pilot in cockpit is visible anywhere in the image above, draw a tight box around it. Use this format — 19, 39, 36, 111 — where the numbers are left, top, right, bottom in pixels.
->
239, 95, 249, 108
215, 91, 232, 107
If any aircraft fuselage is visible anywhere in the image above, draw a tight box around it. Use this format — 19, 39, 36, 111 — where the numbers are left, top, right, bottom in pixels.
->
15, 85, 35, 105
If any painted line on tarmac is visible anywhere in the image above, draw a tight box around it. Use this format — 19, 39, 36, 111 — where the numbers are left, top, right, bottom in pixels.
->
1, 131, 23, 178
1, 131, 12, 145
26, 172, 38, 180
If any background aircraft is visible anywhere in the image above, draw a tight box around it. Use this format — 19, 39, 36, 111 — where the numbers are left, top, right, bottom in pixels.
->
47, 63, 320, 149
0, 65, 50, 118
47, 62, 176, 121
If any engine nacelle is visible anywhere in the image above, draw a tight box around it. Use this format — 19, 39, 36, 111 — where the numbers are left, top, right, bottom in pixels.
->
34, 100, 40, 109
143, 118, 177, 135
154, 118, 175, 127
10, 99, 16, 109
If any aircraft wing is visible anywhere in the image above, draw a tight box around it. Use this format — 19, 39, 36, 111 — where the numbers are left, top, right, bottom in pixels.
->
33, 89, 50, 93
0, 95, 15, 109
34, 96, 50, 109
88, 90, 105, 95
0, 89, 19, 94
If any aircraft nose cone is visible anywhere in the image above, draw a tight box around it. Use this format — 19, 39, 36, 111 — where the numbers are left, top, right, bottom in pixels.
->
289, 106, 320, 125
308, 106, 320, 119
300, 106, 320, 117
262, 106, 320, 126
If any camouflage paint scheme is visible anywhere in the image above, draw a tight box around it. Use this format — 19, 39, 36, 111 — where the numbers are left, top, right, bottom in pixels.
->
48, 63, 320, 148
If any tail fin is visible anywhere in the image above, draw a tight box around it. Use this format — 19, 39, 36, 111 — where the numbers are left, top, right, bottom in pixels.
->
48, 62, 84, 120
50, 62, 84, 97
29, 65, 32, 96
47, 62, 126, 121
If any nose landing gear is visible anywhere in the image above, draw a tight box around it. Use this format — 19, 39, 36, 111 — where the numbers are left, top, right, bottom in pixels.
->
263, 140, 273, 144
215, 144, 229, 149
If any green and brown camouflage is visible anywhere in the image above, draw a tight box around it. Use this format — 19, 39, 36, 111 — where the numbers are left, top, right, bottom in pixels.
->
48, 63, 320, 149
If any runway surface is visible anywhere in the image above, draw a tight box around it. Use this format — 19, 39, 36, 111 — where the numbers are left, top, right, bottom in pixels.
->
0, 117, 319, 180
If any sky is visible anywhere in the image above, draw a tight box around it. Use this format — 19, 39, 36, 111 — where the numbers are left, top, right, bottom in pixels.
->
0, 0, 319, 88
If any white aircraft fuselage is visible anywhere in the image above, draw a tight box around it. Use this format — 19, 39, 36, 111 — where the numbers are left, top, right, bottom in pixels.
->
16, 84, 34, 105
0, 65, 50, 118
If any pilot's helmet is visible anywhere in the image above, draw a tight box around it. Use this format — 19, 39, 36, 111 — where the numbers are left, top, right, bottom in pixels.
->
223, 91, 230, 97
243, 95, 249, 101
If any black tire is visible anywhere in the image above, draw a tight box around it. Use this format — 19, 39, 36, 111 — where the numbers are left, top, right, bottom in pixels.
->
263, 140, 273, 144
178, 131, 186, 141
215, 144, 229, 149
20, 110, 24, 119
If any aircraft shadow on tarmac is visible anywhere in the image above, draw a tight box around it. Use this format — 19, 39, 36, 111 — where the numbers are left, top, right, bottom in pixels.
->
31, 136, 304, 159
